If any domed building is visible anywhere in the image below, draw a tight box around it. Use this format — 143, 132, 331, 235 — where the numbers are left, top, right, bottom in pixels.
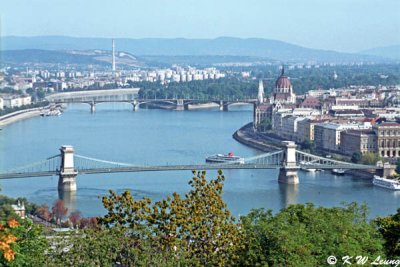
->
269, 67, 296, 105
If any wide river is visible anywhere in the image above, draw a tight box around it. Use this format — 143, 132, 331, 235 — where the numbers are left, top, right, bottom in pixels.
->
0, 103, 399, 218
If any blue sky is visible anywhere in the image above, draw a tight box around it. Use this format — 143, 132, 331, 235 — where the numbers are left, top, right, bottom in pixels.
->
1, 0, 399, 52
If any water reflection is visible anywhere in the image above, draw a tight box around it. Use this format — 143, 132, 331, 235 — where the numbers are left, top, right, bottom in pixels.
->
279, 183, 299, 207
58, 190, 76, 213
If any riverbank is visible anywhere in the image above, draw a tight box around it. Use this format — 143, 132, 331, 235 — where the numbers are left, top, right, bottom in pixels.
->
0, 106, 50, 128
233, 123, 375, 179
233, 123, 282, 152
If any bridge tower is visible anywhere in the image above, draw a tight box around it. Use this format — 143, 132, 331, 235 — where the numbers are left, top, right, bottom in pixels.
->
375, 162, 396, 178
58, 145, 78, 192
278, 141, 299, 184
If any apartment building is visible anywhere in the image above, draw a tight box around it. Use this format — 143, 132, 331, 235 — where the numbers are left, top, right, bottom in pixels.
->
340, 130, 377, 156
373, 123, 400, 158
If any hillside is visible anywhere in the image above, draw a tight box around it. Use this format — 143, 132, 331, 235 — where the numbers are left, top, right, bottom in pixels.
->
1, 49, 142, 67
360, 45, 400, 60
1, 36, 386, 63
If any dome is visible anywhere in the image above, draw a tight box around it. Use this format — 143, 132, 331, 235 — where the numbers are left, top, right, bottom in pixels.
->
275, 67, 292, 89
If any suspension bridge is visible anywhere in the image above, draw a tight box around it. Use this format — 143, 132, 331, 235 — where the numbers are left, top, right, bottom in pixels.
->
0, 142, 391, 192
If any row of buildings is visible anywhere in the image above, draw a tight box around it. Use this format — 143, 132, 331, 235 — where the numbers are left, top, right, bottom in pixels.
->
254, 67, 400, 159
0, 94, 32, 110
1, 67, 226, 92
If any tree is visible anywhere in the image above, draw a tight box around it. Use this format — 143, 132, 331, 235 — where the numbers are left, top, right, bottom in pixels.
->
0, 219, 48, 266
351, 151, 362, 163
260, 117, 272, 131
302, 140, 316, 153
375, 208, 400, 258
149, 170, 243, 265
98, 170, 243, 266
396, 159, 400, 174
68, 211, 81, 228
362, 152, 382, 165
52, 200, 68, 225
36, 204, 52, 222
240, 203, 385, 266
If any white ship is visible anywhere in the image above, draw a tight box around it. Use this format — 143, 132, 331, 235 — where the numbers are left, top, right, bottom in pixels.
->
206, 152, 244, 164
41, 109, 62, 117
332, 169, 346, 175
300, 161, 317, 172
373, 176, 400, 190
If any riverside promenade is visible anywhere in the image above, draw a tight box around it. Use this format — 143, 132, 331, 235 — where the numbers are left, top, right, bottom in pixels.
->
233, 123, 375, 179
233, 123, 282, 152
0, 106, 50, 128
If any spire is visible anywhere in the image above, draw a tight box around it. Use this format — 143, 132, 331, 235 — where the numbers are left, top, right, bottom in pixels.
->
281, 65, 285, 76
257, 79, 264, 104
112, 39, 116, 72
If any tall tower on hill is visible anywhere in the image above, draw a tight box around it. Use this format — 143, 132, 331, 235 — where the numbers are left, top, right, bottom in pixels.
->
112, 39, 116, 72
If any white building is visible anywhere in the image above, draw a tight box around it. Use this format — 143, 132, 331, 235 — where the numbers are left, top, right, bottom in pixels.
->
314, 123, 372, 152
2, 95, 32, 108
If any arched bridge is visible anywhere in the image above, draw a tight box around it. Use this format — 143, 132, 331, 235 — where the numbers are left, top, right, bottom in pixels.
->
46, 89, 256, 112
0, 142, 389, 192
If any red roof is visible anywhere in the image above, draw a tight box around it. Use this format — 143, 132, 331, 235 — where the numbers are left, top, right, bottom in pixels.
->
275, 67, 292, 89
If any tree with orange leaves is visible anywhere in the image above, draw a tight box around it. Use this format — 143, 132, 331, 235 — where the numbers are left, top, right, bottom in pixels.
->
0, 218, 48, 266
52, 199, 68, 225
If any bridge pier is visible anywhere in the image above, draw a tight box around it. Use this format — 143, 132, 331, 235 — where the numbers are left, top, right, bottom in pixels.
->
278, 141, 299, 184
58, 145, 78, 192
90, 101, 96, 113
375, 162, 396, 178
176, 99, 185, 111
219, 101, 229, 111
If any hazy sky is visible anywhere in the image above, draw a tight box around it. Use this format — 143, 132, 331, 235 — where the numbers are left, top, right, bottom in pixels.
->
1, 0, 399, 52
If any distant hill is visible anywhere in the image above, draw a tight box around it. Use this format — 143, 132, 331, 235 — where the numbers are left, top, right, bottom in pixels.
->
1, 49, 142, 67
1, 36, 386, 63
359, 45, 400, 60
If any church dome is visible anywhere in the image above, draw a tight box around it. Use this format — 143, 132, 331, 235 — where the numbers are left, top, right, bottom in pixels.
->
275, 67, 292, 89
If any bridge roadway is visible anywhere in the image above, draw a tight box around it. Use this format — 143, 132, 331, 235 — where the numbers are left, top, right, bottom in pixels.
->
0, 162, 376, 180
0, 142, 388, 192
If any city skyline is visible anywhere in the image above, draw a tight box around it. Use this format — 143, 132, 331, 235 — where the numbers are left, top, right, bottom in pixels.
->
1, 0, 399, 53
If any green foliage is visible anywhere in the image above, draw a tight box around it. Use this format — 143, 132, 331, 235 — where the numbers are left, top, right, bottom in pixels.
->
0, 195, 38, 220
396, 159, 400, 174
376, 209, 400, 258
351, 151, 362, 163
47, 226, 201, 267
240, 203, 385, 266
0, 219, 48, 266
248, 64, 400, 95
260, 117, 272, 131
98, 170, 242, 266
133, 78, 258, 100
301, 140, 316, 153
361, 152, 382, 165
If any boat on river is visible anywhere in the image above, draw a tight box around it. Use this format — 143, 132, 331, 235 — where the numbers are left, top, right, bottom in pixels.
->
206, 152, 245, 164
300, 161, 317, 172
332, 168, 346, 175
373, 176, 400, 190
40, 109, 62, 117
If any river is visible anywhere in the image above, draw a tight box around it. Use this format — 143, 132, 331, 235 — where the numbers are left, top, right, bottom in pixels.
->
0, 103, 399, 218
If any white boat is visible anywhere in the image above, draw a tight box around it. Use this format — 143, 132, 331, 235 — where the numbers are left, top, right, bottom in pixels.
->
206, 152, 244, 164
373, 175, 400, 190
42, 109, 62, 117
332, 169, 346, 175
300, 161, 316, 172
